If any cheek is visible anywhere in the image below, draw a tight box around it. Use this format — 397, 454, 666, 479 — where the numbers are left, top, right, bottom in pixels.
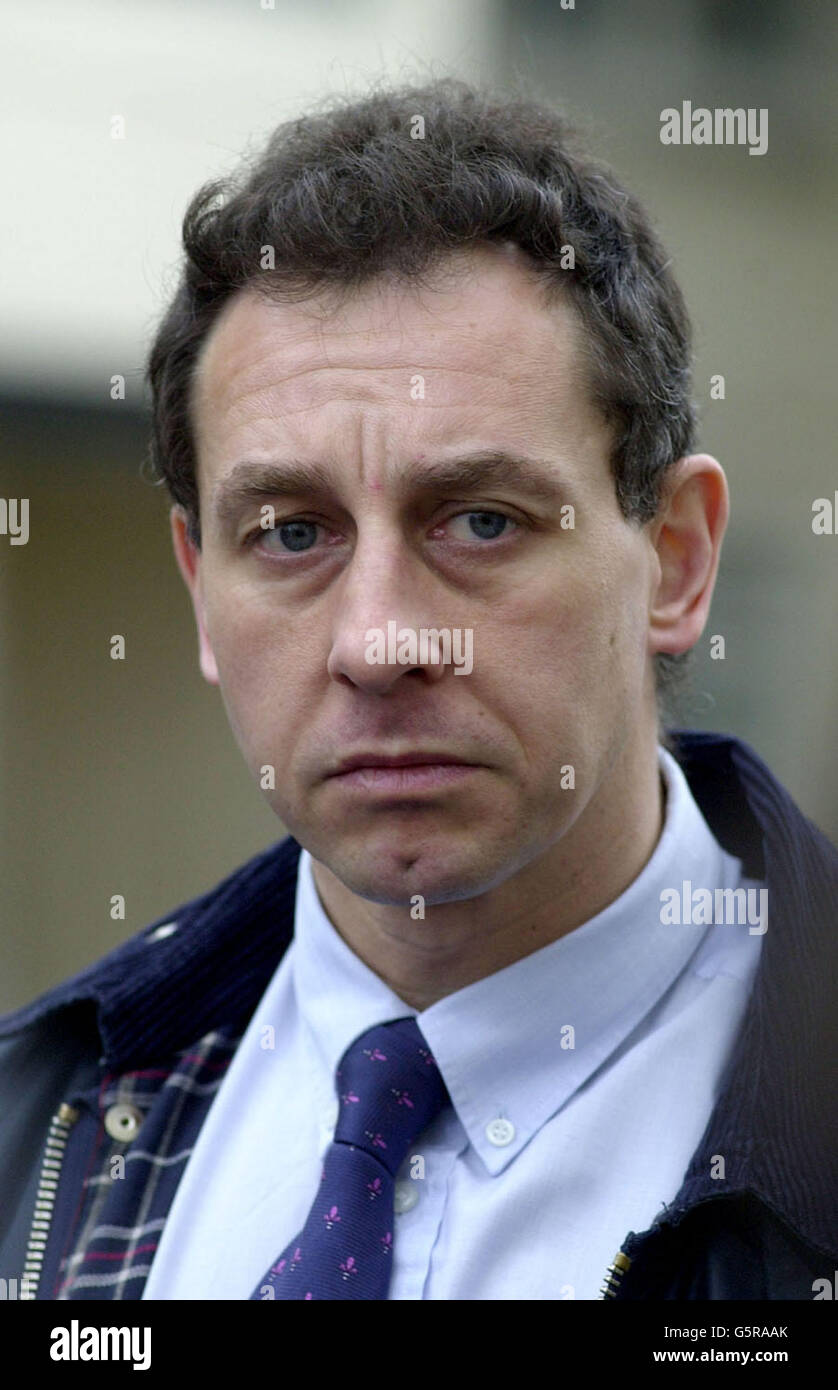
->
477, 593, 602, 743
499, 566, 621, 681
202, 586, 304, 753
484, 552, 643, 738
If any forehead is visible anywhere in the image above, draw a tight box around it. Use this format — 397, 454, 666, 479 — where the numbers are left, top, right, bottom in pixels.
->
190, 242, 601, 472
195, 244, 587, 397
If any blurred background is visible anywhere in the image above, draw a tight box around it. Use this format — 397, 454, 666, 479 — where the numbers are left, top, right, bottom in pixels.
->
1, 0, 836, 1011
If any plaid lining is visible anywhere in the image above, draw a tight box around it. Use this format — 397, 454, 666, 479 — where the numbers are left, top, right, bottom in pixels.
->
56, 1029, 241, 1300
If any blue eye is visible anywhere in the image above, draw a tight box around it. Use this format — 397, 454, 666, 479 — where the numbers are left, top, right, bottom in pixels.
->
274, 520, 319, 552
449, 510, 513, 541
246, 508, 516, 557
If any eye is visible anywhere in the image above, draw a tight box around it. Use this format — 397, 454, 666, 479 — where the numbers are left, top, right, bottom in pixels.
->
244, 508, 519, 557
445, 510, 516, 541
253, 519, 321, 553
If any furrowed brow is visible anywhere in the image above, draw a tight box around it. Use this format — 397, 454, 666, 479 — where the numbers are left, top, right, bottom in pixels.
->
212, 461, 335, 531
211, 450, 568, 531
403, 452, 567, 504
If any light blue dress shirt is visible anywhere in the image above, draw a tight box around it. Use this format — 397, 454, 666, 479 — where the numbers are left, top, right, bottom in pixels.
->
143, 747, 764, 1300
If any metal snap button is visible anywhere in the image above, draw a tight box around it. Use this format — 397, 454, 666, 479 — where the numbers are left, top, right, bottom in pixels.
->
147, 921, 178, 942
104, 1103, 144, 1141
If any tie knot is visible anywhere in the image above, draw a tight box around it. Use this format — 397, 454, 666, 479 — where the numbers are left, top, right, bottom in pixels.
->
333, 1017, 450, 1176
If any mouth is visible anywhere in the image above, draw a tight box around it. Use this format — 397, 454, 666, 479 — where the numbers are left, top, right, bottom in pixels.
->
326, 750, 482, 794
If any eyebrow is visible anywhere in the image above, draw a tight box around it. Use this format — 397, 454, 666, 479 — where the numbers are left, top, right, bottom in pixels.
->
211, 451, 569, 530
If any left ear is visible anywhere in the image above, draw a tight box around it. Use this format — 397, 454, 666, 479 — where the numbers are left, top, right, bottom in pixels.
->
170, 505, 220, 686
648, 454, 729, 657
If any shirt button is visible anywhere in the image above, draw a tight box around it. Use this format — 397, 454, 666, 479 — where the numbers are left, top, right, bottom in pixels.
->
104, 1103, 144, 1141
393, 1181, 419, 1214
486, 1117, 515, 1147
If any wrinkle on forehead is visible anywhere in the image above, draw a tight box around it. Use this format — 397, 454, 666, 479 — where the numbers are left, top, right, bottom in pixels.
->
190, 242, 599, 468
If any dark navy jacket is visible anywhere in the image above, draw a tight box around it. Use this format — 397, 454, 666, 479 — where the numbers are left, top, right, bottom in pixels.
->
1, 731, 836, 1299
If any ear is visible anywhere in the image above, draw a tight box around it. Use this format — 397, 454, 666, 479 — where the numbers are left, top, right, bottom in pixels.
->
170, 505, 219, 685
648, 454, 729, 657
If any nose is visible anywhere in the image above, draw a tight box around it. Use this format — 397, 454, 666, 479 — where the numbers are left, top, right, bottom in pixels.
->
325, 531, 450, 694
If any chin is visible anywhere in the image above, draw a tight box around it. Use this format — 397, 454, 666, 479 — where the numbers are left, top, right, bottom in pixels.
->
319, 834, 517, 909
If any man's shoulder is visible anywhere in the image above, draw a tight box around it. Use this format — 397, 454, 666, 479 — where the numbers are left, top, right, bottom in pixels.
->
0, 833, 304, 1064
668, 727, 838, 879
650, 729, 838, 1267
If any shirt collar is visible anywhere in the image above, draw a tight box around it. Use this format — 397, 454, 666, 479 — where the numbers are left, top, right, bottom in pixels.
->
292, 746, 734, 1175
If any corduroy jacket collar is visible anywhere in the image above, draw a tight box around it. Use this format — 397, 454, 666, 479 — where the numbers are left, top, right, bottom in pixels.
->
2, 729, 837, 1260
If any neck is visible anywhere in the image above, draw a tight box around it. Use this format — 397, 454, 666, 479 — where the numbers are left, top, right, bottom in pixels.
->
310, 732, 665, 1012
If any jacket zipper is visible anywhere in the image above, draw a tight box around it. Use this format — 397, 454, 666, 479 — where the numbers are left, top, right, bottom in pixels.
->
19, 1101, 80, 1300
599, 1247, 631, 1298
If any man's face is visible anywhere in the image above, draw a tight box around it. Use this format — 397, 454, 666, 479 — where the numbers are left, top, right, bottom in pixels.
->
182, 243, 661, 907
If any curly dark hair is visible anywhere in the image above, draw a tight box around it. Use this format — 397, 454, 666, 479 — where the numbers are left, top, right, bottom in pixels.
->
147, 76, 698, 708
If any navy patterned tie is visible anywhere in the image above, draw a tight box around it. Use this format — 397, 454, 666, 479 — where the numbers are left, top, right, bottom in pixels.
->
250, 1016, 451, 1300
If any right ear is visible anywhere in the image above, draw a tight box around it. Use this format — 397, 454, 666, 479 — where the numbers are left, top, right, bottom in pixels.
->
170, 505, 219, 686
